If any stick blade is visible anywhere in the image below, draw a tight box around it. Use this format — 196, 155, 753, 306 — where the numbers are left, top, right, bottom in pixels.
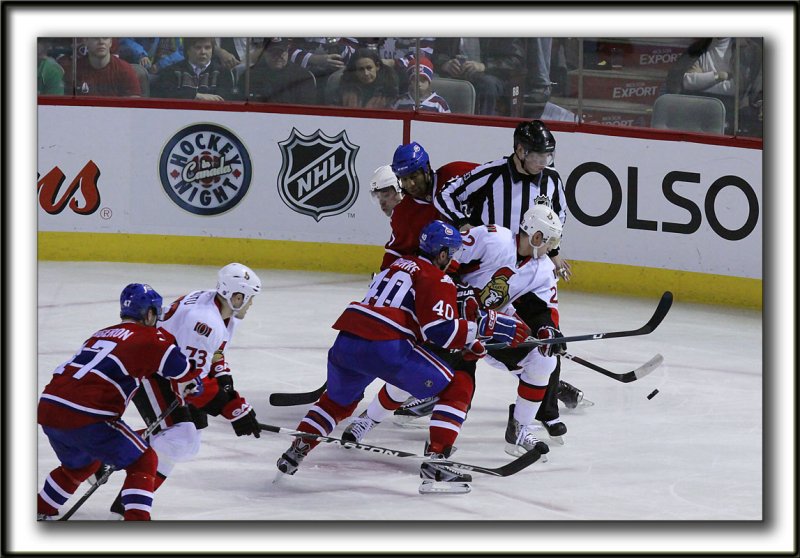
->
631, 353, 664, 380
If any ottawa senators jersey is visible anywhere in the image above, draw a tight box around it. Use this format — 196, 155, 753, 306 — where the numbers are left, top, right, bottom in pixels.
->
38, 322, 192, 428
452, 224, 559, 322
333, 255, 472, 349
159, 290, 238, 379
380, 161, 478, 270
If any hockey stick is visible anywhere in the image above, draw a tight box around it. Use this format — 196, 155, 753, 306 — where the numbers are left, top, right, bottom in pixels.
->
563, 352, 664, 383
58, 398, 181, 521
486, 290, 673, 350
269, 381, 327, 406
258, 422, 541, 477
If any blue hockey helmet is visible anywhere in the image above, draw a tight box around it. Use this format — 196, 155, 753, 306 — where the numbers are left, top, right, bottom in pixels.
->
418, 220, 462, 260
120, 283, 164, 322
391, 142, 430, 178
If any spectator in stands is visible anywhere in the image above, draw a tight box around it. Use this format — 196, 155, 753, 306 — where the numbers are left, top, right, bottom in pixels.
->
525, 38, 553, 104
117, 38, 183, 80
433, 38, 526, 115
38, 38, 65, 95
666, 37, 762, 134
151, 37, 235, 101
336, 48, 398, 109
391, 57, 450, 113
238, 38, 317, 105
69, 37, 141, 97
288, 38, 357, 79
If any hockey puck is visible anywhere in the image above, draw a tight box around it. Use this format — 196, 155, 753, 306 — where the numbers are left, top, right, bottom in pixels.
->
646, 389, 659, 400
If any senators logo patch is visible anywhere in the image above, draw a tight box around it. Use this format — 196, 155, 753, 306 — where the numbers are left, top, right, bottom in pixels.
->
159, 124, 252, 216
479, 267, 515, 309
193, 321, 212, 337
277, 128, 359, 221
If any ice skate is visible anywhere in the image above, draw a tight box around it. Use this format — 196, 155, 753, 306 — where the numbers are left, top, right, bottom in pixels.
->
276, 438, 312, 477
341, 411, 379, 443
419, 453, 472, 494
505, 404, 550, 457
540, 418, 567, 445
557, 380, 594, 409
392, 396, 438, 428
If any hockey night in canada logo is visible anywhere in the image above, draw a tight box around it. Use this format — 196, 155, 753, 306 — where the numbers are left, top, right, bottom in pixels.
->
159, 124, 252, 216
277, 128, 360, 221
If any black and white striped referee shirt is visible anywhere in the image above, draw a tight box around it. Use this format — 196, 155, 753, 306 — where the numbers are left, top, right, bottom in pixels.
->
434, 155, 567, 253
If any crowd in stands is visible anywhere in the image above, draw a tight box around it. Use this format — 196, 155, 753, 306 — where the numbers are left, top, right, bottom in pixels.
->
37, 37, 763, 138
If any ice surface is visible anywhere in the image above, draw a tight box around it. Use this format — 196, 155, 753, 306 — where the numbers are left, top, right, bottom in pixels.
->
36, 261, 763, 522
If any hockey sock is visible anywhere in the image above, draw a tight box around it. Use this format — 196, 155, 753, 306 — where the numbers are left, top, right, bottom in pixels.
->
535, 362, 561, 422
298, 392, 360, 450
38, 461, 100, 516
121, 448, 157, 521
366, 384, 409, 422
515, 377, 547, 425
427, 370, 474, 455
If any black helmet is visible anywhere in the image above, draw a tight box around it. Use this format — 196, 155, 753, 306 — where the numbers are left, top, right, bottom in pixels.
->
513, 120, 556, 153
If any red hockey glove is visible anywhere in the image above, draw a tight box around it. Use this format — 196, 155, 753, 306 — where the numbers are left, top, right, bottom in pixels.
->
508, 316, 532, 348
221, 392, 261, 438
537, 325, 567, 357
210, 351, 230, 377
462, 339, 487, 361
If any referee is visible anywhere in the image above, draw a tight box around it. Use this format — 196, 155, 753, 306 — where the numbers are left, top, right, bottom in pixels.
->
434, 119, 584, 440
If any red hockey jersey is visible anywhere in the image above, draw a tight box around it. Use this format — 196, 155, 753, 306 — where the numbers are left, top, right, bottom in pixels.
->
333, 255, 473, 350
38, 322, 195, 428
380, 161, 478, 270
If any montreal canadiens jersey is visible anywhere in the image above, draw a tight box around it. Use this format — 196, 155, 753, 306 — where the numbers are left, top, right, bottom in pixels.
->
333, 255, 471, 349
381, 161, 478, 270
453, 224, 558, 317
159, 290, 238, 379
38, 322, 191, 428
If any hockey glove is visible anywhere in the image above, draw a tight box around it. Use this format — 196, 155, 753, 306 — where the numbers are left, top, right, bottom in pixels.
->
456, 283, 480, 322
537, 325, 567, 357
221, 392, 261, 438
462, 339, 487, 361
477, 309, 530, 347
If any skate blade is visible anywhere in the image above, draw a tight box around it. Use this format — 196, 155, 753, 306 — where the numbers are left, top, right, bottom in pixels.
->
504, 444, 548, 462
548, 435, 565, 446
577, 398, 595, 408
272, 470, 293, 484
392, 415, 429, 429
418, 480, 471, 495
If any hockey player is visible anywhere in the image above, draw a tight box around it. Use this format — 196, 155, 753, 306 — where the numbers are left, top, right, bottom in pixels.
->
369, 164, 403, 217
434, 119, 585, 439
379, 141, 477, 270
37, 283, 201, 520
276, 220, 531, 491
453, 206, 568, 455
105, 263, 263, 518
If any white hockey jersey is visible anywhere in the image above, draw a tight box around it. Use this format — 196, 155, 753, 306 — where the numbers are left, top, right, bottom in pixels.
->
160, 290, 238, 379
454, 224, 558, 315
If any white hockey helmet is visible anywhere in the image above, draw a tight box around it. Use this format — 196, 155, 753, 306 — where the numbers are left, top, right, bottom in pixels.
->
520, 205, 562, 255
216, 263, 261, 310
369, 164, 402, 194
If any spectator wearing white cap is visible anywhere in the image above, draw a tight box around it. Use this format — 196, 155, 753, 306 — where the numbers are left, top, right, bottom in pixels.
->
391, 57, 450, 113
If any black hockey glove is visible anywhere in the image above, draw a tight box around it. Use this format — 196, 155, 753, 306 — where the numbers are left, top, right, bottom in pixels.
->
537, 325, 567, 357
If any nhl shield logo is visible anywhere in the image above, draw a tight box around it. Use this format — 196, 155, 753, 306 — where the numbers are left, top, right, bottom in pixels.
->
277, 128, 360, 221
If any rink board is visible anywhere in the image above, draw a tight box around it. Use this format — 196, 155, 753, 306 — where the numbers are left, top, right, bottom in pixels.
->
38, 231, 761, 308
37, 100, 762, 308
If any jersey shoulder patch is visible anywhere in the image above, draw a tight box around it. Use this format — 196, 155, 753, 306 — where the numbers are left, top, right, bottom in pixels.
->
479, 266, 515, 309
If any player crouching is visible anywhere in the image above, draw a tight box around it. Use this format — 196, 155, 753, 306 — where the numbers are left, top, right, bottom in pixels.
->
275, 220, 533, 493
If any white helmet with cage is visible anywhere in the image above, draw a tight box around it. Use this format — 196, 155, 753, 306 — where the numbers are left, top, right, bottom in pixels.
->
520, 205, 562, 258
216, 263, 261, 310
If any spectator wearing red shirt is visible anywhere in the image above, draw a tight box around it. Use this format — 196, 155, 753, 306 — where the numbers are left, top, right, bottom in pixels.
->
70, 37, 141, 97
